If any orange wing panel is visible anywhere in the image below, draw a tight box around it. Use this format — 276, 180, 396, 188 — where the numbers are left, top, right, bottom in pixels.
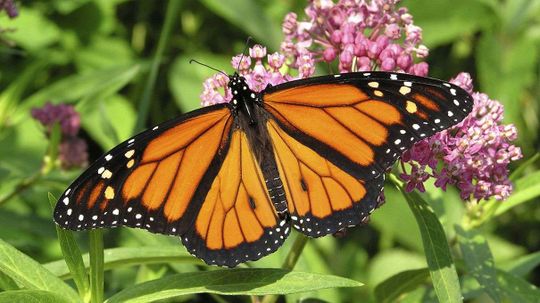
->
267, 120, 367, 221
193, 130, 277, 250
265, 84, 369, 107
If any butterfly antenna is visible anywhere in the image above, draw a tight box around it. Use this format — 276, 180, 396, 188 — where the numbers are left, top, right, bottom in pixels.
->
189, 59, 228, 77
236, 36, 253, 73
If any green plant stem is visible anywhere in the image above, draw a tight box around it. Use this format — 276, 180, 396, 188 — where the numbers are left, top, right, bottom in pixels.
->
260, 233, 309, 303
0, 123, 61, 206
134, 0, 181, 134
0, 172, 41, 206
89, 230, 104, 303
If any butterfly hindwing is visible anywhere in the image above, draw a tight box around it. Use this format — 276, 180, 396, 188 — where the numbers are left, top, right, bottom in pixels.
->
263, 71, 473, 179
54, 105, 233, 236
266, 119, 384, 237
181, 129, 290, 267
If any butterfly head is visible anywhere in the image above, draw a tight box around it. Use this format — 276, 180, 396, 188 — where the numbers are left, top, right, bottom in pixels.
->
228, 73, 257, 124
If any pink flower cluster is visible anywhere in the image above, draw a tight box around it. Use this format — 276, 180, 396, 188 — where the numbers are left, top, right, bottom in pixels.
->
400, 73, 523, 201
31, 102, 88, 169
199, 0, 522, 202
281, 0, 428, 75
200, 45, 310, 106
0, 0, 17, 18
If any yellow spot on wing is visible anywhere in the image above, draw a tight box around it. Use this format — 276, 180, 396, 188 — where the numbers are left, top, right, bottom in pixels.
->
125, 150, 135, 158
105, 186, 115, 199
127, 159, 135, 168
406, 101, 417, 113
399, 86, 411, 95
368, 81, 379, 88
374, 90, 384, 97
102, 169, 113, 179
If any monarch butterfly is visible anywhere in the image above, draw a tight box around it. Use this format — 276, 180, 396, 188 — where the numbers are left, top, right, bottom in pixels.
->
54, 70, 473, 267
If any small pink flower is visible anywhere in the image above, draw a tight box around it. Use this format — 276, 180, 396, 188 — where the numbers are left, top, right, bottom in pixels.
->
400, 73, 522, 201
32, 102, 88, 169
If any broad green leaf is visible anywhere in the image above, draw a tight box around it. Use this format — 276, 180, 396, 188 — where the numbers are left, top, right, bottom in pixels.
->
0, 8, 61, 51
200, 0, 281, 49
455, 226, 502, 302
18, 64, 141, 119
476, 32, 538, 138
106, 269, 362, 303
0, 239, 79, 302
0, 290, 72, 303
0, 271, 19, 291
44, 246, 196, 279
168, 53, 231, 112
374, 268, 429, 303
404, 0, 492, 47
371, 186, 423, 252
497, 269, 540, 302
368, 249, 426, 287
499, 251, 540, 277
48, 193, 89, 301
82, 95, 136, 150
495, 170, 540, 215
75, 36, 135, 72
389, 174, 462, 303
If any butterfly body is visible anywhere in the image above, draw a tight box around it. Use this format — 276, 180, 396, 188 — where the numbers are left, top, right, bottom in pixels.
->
54, 71, 473, 267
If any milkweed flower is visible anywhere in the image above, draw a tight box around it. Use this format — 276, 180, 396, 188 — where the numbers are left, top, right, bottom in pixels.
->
200, 44, 310, 106
281, 0, 429, 75
399, 73, 523, 201
32, 102, 88, 169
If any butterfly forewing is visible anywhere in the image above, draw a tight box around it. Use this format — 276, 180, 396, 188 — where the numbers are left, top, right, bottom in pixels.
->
54, 105, 232, 236
263, 71, 473, 179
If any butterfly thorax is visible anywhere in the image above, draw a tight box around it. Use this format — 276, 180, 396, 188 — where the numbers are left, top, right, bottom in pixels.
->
228, 73, 262, 126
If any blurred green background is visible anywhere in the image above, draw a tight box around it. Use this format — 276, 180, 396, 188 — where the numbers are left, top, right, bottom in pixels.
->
0, 0, 539, 302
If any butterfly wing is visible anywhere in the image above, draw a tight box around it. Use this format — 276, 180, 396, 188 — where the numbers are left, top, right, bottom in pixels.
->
263, 71, 473, 179
266, 119, 384, 236
263, 71, 473, 235
181, 129, 290, 267
54, 105, 233, 236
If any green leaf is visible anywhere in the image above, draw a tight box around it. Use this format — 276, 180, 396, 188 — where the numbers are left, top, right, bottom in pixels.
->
368, 249, 426, 287
455, 226, 502, 302
497, 269, 540, 302
106, 269, 362, 303
374, 268, 430, 303
388, 174, 462, 303
17, 64, 141, 120
0, 8, 61, 51
200, 0, 281, 49
89, 230, 104, 303
44, 246, 197, 279
495, 170, 540, 215
0, 271, 19, 291
404, 0, 492, 46
499, 251, 540, 277
168, 53, 231, 112
48, 193, 90, 301
0, 290, 72, 303
476, 31, 538, 137
82, 95, 136, 150
0, 239, 80, 302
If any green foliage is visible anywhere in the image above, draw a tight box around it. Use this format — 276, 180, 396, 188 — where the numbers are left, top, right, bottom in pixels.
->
0, 1, 539, 302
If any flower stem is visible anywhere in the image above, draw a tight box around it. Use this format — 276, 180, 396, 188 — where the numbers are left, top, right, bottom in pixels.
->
134, 0, 181, 134
89, 230, 104, 303
260, 233, 309, 303
281, 233, 309, 271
